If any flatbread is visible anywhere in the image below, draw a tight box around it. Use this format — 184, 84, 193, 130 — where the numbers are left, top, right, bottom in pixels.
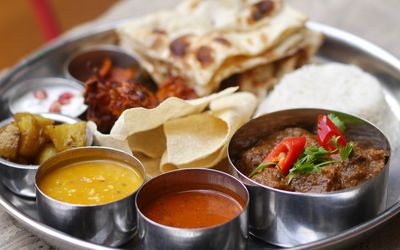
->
117, 0, 321, 96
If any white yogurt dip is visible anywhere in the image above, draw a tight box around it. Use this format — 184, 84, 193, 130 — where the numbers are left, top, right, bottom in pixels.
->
9, 78, 87, 117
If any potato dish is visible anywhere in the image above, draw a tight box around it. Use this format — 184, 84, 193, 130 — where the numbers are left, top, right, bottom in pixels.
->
0, 112, 87, 165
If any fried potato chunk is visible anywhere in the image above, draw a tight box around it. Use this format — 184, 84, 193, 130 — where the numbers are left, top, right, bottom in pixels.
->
15, 113, 41, 158
46, 122, 87, 152
32, 114, 54, 127
36, 143, 57, 164
1, 113, 88, 165
15, 113, 54, 127
0, 122, 20, 160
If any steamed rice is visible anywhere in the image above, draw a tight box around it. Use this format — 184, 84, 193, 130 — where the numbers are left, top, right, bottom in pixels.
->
256, 63, 399, 148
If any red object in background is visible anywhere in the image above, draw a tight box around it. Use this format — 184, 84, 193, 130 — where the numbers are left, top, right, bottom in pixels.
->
29, 0, 61, 41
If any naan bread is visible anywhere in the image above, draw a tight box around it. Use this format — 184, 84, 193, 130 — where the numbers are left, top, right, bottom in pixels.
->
117, 0, 322, 96
222, 28, 323, 97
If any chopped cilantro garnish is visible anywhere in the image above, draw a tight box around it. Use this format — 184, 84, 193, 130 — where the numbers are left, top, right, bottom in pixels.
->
248, 161, 276, 178
331, 136, 354, 161
288, 146, 335, 183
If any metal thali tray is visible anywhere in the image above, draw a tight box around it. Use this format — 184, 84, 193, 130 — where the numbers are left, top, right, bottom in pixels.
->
0, 21, 400, 249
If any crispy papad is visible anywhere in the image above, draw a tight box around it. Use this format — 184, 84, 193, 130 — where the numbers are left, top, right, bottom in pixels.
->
89, 89, 257, 178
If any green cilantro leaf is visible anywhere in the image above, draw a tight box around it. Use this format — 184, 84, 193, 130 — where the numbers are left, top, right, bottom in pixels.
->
248, 161, 276, 178
331, 136, 354, 161
339, 142, 353, 160
288, 161, 320, 183
328, 113, 346, 133
287, 146, 338, 183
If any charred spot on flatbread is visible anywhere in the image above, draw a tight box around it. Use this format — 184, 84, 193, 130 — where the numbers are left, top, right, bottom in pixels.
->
249, 0, 275, 23
152, 29, 167, 35
170, 35, 191, 57
213, 37, 231, 47
196, 46, 215, 68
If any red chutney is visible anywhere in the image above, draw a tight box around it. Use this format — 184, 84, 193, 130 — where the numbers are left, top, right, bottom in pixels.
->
142, 189, 243, 228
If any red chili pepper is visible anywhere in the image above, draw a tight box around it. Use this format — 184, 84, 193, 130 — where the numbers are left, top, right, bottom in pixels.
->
263, 136, 306, 175
317, 114, 346, 151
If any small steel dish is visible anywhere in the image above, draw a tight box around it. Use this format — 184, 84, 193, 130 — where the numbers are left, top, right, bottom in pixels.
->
135, 168, 249, 250
228, 108, 391, 247
0, 113, 80, 198
64, 45, 157, 91
8, 77, 87, 118
35, 146, 146, 247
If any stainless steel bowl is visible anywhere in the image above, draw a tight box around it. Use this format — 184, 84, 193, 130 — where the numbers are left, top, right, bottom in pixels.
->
64, 45, 157, 91
65, 45, 136, 82
228, 108, 391, 247
135, 168, 249, 250
8, 77, 87, 118
0, 113, 79, 198
35, 147, 146, 247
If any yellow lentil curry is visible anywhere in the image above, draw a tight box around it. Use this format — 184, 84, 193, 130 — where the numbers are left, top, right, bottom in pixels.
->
38, 160, 143, 205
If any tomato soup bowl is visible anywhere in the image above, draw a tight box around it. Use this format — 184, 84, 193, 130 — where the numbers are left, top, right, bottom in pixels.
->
35, 146, 145, 247
227, 108, 391, 247
135, 168, 249, 250
0, 113, 81, 198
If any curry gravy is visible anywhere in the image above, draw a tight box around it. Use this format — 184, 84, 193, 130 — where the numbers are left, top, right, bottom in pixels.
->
142, 189, 243, 228
38, 160, 143, 205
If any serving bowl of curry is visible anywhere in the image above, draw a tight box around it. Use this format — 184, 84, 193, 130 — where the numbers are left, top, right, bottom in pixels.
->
35, 146, 145, 247
135, 168, 249, 250
228, 108, 390, 247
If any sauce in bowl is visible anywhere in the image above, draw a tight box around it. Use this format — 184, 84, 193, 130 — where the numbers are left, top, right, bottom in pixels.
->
142, 189, 243, 228
38, 160, 144, 205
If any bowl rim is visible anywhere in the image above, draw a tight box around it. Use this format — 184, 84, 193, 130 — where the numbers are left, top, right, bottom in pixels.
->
135, 167, 249, 231
63, 44, 138, 83
227, 108, 392, 197
35, 146, 146, 208
7, 77, 86, 117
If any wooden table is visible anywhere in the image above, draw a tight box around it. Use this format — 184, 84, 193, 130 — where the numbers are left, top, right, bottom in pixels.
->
1, 0, 399, 249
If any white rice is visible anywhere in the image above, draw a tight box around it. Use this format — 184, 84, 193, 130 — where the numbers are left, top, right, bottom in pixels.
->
256, 62, 400, 148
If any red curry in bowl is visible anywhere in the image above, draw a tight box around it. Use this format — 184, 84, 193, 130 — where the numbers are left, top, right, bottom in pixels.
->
238, 113, 386, 193
142, 189, 243, 228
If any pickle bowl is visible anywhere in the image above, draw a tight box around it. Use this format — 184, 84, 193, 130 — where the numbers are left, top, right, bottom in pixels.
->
64, 44, 157, 91
227, 108, 391, 247
0, 113, 83, 198
135, 168, 249, 250
35, 146, 146, 247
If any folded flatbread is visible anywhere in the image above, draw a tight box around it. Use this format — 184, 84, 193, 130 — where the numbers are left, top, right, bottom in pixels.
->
117, 0, 322, 96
